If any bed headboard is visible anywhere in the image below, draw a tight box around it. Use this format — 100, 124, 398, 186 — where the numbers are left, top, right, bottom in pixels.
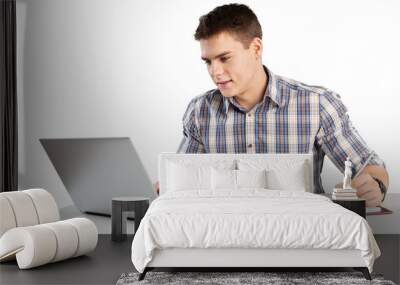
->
158, 153, 314, 195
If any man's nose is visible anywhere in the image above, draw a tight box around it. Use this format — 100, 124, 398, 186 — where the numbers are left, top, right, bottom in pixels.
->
209, 61, 224, 77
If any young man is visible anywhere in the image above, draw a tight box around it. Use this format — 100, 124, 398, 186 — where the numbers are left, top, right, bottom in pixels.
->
170, 4, 389, 207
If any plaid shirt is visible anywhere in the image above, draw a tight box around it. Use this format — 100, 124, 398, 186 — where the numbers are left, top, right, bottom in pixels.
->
177, 66, 385, 193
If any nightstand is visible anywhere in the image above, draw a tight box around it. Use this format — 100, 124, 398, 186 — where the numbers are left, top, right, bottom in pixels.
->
319, 193, 366, 218
111, 196, 150, 242
332, 198, 366, 218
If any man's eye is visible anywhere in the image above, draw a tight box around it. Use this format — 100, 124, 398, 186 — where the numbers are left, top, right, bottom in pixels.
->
221, 57, 230, 62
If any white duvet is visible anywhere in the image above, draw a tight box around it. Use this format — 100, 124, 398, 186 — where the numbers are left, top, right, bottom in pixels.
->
131, 189, 380, 273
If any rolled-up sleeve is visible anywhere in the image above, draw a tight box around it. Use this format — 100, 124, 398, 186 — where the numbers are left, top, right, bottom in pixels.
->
176, 98, 205, 153
316, 90, 385, 175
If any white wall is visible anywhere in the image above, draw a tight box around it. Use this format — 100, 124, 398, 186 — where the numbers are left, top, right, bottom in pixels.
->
16, 0, 400, 208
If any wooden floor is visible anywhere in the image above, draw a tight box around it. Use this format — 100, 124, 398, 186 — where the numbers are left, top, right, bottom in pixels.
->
0, 235, 398, 284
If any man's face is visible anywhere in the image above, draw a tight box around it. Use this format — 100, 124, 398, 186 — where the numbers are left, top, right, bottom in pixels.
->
200, 31, 260, 98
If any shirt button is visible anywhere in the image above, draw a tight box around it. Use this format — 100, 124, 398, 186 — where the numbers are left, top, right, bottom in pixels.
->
248, 113, 251, 117
248, 144, 252, 148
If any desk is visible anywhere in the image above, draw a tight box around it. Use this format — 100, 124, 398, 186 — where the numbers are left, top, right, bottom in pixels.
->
367, 194, 400, 234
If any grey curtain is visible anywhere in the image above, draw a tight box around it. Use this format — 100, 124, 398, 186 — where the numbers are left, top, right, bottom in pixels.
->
0, 0, 18, 192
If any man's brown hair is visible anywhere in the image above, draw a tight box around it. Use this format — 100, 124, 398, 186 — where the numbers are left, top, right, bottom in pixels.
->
194, 3, 262, 48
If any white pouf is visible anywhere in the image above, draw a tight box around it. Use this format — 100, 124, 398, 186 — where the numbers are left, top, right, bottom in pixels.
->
0, 218, 98, 269
24, 188, 60, 223
0, 196, 17, 237
1, 191, 39, 227
0, 189, 98, 269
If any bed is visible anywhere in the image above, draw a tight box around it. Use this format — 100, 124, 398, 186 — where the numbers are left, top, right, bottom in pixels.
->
131, 153, 380, 281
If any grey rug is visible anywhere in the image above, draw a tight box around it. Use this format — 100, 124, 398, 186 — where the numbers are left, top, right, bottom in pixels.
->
116, 271, 397, 285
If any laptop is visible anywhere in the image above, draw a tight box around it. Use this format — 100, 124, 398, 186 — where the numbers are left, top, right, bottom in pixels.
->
40, 137, 155, 216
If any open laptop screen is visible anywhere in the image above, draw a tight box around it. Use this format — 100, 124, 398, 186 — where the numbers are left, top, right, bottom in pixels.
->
40, 137, 155, 216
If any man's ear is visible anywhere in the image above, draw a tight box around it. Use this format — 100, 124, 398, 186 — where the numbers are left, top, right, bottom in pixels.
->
250, 37, 263, 60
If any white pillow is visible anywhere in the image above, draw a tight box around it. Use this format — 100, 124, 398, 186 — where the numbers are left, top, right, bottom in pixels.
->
211, 168, 236, 190
211, 168, 268, 190
267, 166, 306, 191
167, 161, 210, 191
236, 169, 268, 189
237, 159, 308, 191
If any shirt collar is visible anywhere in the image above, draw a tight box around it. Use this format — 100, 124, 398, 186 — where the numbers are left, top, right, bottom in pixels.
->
264, 66, 281, 107
222, 65, 281, 114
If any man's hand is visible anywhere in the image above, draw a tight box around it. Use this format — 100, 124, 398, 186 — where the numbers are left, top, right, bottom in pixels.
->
351, 173, 383, 207
154, 181, 160, 196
